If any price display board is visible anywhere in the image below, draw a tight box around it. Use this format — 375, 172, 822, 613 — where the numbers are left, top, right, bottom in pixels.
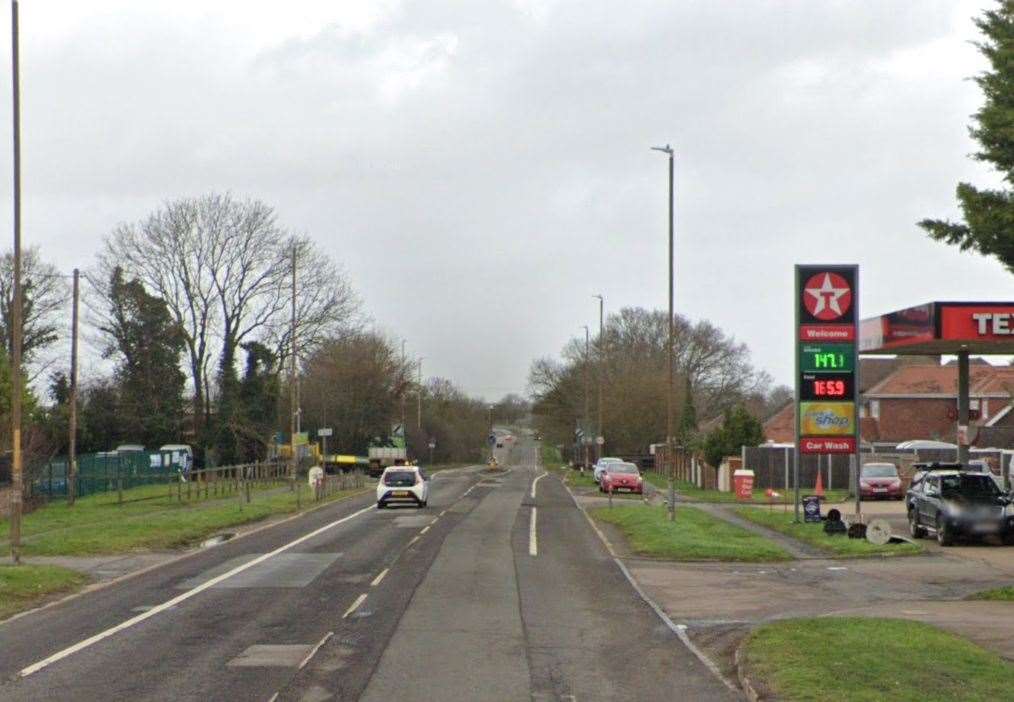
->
795, 265, 859, 456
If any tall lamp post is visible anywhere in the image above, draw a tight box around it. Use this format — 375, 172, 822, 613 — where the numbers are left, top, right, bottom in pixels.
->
582, 324, 591, 471
652, 143, 676, 522
593, 294, 604, 462
416, 358, 424, 431
8, 0, 23, 562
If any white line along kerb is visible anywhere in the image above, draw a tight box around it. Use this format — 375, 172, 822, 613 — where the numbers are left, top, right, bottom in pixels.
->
530, 471, 547, 499
529, 507, 538, 557
19, 504, 376, 678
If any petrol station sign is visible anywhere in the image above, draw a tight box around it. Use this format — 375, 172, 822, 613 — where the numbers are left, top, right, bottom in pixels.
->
795, 265, 859, 457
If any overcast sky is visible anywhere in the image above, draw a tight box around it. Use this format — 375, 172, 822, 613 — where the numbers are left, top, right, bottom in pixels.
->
0, 0, 1007, 399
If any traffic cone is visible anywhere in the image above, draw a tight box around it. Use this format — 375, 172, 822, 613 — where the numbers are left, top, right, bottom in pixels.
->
814, 469, 826, 499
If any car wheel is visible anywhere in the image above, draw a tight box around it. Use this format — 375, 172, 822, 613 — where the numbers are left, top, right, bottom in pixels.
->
376, 502, 385, 509
908, 510, 926, 539
936, 516, 954, 546
420, 500, 427, 508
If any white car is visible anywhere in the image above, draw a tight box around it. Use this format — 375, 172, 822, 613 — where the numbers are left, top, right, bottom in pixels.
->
593, 457, 624, 483
376, 465, 429, 508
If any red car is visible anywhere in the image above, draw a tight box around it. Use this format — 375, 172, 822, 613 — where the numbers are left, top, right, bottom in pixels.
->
600, 463, 644, 494
860, 463, 903, 500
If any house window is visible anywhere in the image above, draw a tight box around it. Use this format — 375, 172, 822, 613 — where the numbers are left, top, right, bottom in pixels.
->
870, 400, 880, 419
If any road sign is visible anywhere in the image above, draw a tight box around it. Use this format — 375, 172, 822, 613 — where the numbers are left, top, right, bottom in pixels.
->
488, 434, 496, 447
317, 427, 333, 437
803, 495, 821, 523
428, 439, 436, 449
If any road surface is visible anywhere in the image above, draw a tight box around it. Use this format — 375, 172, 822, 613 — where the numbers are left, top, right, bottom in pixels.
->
0, 442, 735, 701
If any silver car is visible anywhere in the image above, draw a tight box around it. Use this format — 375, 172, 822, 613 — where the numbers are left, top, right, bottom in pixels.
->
593, 457, 624, 483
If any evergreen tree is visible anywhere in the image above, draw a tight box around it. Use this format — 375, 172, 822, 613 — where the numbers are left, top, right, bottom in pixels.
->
920, 1, 1014, 271
101, 268, 187, 448
702, 404, 764, 467
236, 341, 279, 462
679, 376, 697, 442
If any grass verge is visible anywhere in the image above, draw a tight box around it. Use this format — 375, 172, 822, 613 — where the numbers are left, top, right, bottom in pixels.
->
539, 443, 564, 471
967, 586, 1014, 602
734, 507, 921, 558
0, 564, 90, 620
743, 617, 1011, 702
0, 482, 370, 557
591, 504, 792, 562
643, 473, 849, 504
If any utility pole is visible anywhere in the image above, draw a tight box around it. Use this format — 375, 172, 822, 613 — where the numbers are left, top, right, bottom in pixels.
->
652, 143, 676, 522
9, 0, 23, 563
68, 268, 79, 506
583, 325, 590, 471
289, 244, 297, 478
400, 340, 407, 432
417, 358, 424, 431
593, 293, 604, 461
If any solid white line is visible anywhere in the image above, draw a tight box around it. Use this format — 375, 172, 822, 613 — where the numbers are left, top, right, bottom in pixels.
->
19, 503, 376, 678
342, 593, 368, 619
267, 693, 279, 702
529, 507, 538, 556
419, 526, 430, 534
370, 568, 389, 587
561, 483, 738, 693
408, 536, 419, 545
298, 631, 334, 670
531, 471, 547, 499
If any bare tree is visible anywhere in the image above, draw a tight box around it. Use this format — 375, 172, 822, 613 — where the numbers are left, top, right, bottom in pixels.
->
0, 246, 69, 372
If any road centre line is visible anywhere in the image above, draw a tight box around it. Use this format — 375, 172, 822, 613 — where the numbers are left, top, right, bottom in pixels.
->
420, 526, 430, 534
408, 536, 420, 545
531, 471, 547, 499
298, 631, 334, 670
343, 593, 368, 619
19, 504, 376, 679
371, 568, 389, 587
529, 507, 538, 556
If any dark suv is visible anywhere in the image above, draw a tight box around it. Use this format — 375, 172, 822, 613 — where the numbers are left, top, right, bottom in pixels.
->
907, 470, 1013, 546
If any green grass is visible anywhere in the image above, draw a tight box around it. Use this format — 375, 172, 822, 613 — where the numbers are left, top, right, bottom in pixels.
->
967, 586, 1014, 602
0, 564, 90, 620
734, 507, 922, 558
0, 481, 370, 557
565, 470, 600, 489
643, 473, 849, 504
591, 504, 792, 562
744, 618, 1012, 702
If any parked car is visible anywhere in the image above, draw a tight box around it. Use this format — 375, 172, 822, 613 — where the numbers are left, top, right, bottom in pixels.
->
599, 462, 644, 494
860, 463, 903, 500
907, 469, 1013, 546
376, 465, 429, 509
592, 457, 624, 483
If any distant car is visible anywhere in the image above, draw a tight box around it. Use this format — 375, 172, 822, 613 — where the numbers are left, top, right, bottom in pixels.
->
376, 465, 429, 509
593, 457, 624, 483
860, 463, 903, 500
600, 463, 644, 494
907, 470, 1013, 546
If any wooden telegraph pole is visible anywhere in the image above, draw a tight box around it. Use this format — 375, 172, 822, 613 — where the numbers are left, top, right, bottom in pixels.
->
68, 268, 79, 505
9, 0, 23, 563
289, 244, 297, 480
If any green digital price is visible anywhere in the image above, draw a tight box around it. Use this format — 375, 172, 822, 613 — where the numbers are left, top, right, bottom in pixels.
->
800, 344, 854, 373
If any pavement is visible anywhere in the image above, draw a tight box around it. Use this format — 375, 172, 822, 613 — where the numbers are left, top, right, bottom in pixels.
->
0, 443, 738, 701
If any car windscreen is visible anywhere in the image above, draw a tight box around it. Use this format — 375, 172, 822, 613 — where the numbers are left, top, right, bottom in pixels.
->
940, 474, 1001, 500
861, 465, 897, 478
384, 471, 417, 487
608, 464, 639, 474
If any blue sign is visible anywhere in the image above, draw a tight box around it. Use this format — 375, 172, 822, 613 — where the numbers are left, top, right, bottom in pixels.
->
803, 495, 822, 523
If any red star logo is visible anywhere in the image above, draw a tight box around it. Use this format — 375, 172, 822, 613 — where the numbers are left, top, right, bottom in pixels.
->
803, 272, 851, 321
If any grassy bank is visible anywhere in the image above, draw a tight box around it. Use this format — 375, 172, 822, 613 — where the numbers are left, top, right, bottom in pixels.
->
968, 586, 1014, 601
734, 507, 921, 558
743, 618, 1011, 701
0, 481, 370, 557
591, 504, 792, 562
643, 473, 849, 504
0, 564, 90, 620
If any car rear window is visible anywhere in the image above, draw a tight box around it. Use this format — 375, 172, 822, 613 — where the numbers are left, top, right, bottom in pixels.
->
862, 465, 897, 478
940, 474, 1001, 500
608, 464, 639, 474
384, 470, 417, 486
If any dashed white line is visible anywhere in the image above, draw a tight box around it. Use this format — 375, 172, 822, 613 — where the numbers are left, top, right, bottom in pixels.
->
342, 593, 368, 619
19, 503, 376, 678
408, 535, 420, 546
267, 693, 279, 702
529, 507, 538, 556
371, 568, 389, 587
298, 631, 334, 669
420, 526, 430, 534
531, 471, 547, 499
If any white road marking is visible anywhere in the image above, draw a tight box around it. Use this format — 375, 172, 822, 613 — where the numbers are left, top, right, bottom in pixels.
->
370, 568, 389, 587
419, 526, 430, 534
529, 507, 538, 556
298, 631, 334, 670
409, 536, 420, 545
531, 471, 547, 499
19, 504, 376, 678
267, 693, 279, 702
342, 593, 368, 619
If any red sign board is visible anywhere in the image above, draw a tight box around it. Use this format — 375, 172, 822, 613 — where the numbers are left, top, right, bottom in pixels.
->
941, 305, 1014, 341
800, 324, 855, 342
800, 437, 856, 454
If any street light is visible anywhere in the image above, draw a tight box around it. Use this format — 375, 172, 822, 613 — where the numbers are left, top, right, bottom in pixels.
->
582, 324, 591, 471
652, 143, 676, 522
417, 357, 425, 431
8, 0, 24, 562
593, 293, 604, 461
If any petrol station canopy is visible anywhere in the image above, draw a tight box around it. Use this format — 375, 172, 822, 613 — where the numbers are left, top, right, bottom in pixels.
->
860, 302, 1014, 356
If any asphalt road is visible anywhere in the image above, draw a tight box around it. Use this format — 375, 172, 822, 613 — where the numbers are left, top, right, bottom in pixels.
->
0, 442, 736, 701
